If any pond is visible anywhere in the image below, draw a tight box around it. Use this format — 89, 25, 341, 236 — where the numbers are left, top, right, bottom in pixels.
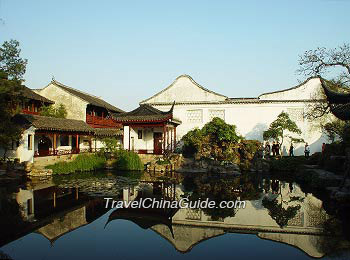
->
0, 171, 349, 260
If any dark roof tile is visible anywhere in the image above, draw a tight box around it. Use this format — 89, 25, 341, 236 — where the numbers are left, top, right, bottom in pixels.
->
51, 80, 124, 113
13, 114, 95, 133
21, 86, 54, 104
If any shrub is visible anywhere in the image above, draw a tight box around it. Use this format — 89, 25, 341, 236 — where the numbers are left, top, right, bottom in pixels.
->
182, 128, 203, 157
46, 154, 106, 174
40, 104, 67, 118
202, 117, 241, 144
113, 149, 144, 171
181, 118, 241, 159
100, 137, 120, 154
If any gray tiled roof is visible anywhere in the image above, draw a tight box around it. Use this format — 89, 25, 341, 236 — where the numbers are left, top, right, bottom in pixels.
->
114, 104, 181, 124
13, 114, 95, 133
22, 86, 54, 104
13, 114, 124, 135
94, 128, 123, 136
51, 80, 124, 113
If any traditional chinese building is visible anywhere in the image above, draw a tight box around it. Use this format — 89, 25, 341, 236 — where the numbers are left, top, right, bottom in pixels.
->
1, 80, 124, 163
20, 86, 54, 115
140, 75, 335, 155
4, 113, 122, 163
35, 79, 124, 128
115, 104, 181, 155
320, 78, 350, 121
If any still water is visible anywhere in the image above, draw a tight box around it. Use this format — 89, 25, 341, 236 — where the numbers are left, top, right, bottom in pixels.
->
0, 171, 349, 260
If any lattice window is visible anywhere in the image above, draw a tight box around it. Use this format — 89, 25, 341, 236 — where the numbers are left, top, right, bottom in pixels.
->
307, 205, 328, 228
209, 109, 225, 121
187, 109, 203, 123
287, 108, 304, 122
186, 208, 202, 220
288, 211, 304, 227
207, 216, 225, 222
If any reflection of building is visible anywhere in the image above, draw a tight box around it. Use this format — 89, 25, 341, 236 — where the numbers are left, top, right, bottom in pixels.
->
109, 179, 329, 258
1, 181, 109, 248
152, 183, 328, 258
1, 176, 332, 258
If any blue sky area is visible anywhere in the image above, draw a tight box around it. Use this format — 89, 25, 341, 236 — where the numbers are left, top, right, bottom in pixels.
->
1, 0, 349, 110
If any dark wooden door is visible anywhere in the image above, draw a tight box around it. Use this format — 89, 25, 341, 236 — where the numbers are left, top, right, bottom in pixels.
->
153, 132, 163, 155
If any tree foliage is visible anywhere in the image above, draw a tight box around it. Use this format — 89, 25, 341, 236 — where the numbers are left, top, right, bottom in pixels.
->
298, 43, 350, 87
0, 40, 27, 159
263, 112, 303, 148
202, 117, 241, 144
297, 44, 350, 118
101, 137, 120, 154
0, 39, 28, 81
182, 128, 203, 156
40, 104, 67, 118
322, 119, 350, 144
262, 197, 301, 228
181, 117, 241, 158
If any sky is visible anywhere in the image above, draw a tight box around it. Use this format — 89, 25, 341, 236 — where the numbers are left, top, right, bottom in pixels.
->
1, 0, 349, 110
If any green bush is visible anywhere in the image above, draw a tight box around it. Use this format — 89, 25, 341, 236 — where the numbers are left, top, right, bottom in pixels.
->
113, 149, 144, 171
181, 117, 242, 159
182, 128, 203, 157
46, 154, 106, 174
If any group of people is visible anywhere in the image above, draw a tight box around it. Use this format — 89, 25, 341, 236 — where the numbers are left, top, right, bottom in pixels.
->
264, 141, 311, 158
264, 141, 281, 157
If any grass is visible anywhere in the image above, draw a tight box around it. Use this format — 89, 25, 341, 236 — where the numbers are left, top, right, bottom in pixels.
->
46, 154, 106, 174
113, 150, 144, 171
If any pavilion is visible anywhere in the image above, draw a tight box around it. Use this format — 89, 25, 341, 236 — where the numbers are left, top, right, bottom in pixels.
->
115, 103, 181, 155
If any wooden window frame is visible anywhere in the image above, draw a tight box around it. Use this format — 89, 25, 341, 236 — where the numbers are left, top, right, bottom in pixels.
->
28, 134, 33, 150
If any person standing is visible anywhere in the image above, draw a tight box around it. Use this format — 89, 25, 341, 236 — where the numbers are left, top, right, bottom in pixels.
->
304, 143, 310, 158
322, 143, 326, 154
265, 142, 271, 157
289, 143, 294, 157
272, 141, 276, 157
275, 142, 280, 156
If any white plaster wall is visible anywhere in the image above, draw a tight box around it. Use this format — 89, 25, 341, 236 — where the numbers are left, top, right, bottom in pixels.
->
141, 75, 227, 104
152, 102, 331, 156
141, 76, 333, 156
0, 127, 35, 162
36, 83, 89, 121
18, 127, 36, 163
123, 126, 130, 150
259, 78, 324, 100
128, 127, 163, 151
14, 188, 35, 221
91, 136, 122, 150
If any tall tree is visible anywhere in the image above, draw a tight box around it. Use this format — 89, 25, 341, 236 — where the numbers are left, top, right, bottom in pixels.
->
297, 43, 350, 118
0, 39, 27, 81
0, 40, 27, 159
263, 112, 303, 154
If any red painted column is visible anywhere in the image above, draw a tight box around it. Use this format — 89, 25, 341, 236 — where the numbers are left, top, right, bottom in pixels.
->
76, 134, 79, 153
53, 133, 57, 155
163, 125, 166, 153
128, 126, 131, 151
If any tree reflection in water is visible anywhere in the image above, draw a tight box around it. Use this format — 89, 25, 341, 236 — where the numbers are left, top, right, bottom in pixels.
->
1, 171, 350, 259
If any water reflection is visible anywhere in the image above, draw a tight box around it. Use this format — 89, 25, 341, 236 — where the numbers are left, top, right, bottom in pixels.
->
0, 171, 349, 259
